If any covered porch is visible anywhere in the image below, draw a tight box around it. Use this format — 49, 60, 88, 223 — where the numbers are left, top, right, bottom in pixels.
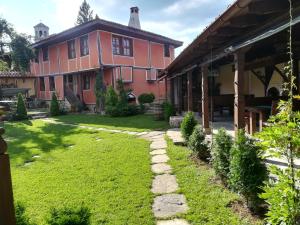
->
162, 0, 300, 136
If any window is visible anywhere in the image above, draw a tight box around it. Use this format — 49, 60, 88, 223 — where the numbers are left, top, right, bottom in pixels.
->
112, 35, 132, 56
112, 36, 121, 55
68, 40, 76, 59
34, 49, 39, 63
40, 77, 45, 91
83, 75, 90, 90
164, 44, 170, 57
43, 48, 48, 61
49, 76, 55, 91
80, 35, 89, 56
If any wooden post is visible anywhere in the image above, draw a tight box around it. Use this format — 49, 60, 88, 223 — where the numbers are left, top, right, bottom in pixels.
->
234, 51, 245, 136
249, 112, 256, 135
202, 65, 211, 134
178, 76, 183, 115
164, 77, 168, 102
0, 128, 16, 225
170, 78, 175, 105
187, 71, 193, 111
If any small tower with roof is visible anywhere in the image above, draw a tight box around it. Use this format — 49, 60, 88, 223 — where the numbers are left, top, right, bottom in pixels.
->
34, 22, 49, 42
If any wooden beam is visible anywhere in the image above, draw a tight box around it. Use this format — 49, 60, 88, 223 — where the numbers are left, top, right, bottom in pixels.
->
201, 65, 210, 134
248, 0, 288, 15
234, 51, 245, 135
170, 78, 175, 105
245, 53, 288, 70
274, 65, 289, 82
217, 26, 243, 37
177, 76, 183, 114
230, 14, 263, 28
187, 71, 193, 111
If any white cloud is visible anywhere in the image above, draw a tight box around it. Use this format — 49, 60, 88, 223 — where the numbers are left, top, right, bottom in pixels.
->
163, 0, 211, 15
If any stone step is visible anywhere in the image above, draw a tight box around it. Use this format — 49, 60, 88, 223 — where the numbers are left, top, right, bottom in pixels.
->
151, 174, 178, 194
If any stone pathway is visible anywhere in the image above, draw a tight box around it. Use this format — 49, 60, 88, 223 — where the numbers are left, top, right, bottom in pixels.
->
41, 118, 190, 224
140, 131, 189, 225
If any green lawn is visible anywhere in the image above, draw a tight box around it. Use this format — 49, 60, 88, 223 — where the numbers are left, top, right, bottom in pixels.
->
5, 120, 154, 225
52, 114, 169, 132
166, 138, 262, 225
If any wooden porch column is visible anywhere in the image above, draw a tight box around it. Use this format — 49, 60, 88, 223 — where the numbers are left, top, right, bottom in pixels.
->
164, 77, 168, 101
202, 65, 211, 134
178, 76, 183, 114
170, 78, 175, 105
234, 51, 245, 135
0, 128, 16, 225
187, 71, 193, 111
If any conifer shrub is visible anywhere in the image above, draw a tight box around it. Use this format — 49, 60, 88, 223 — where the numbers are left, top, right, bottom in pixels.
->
162, 101, 175, 121
180, 112, 197, 142
50, 92, 60, 116
15, 202, 35, 225
229, 130, 267, 211
212, 128, 233, 184
105, 86, 118, 107
188, 125, 209, 160
15, 93, 28, 120
47, 206, 91, 225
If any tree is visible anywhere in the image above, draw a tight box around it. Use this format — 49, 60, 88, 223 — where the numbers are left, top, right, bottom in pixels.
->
0, 60, 9, 71
0, 17, 14, 56
76, 0, 94, 25
94, 69, 105, 113
10, 34, 34, 72
15, 93, 27, 120
50, 92, 60, 116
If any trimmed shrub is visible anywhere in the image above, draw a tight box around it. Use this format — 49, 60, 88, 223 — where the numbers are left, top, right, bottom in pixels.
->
229, 130, 267, 211
212, 128, 233, 184
188, 125, 209, 160
162, 101, 175, 121
105, 86, 118, 107
138, 93, 155, 104
50, 92, 60, 116
105, 103, 139, 117
15, 202, 35, 225
15, 93, 28, 120
180, 112, 197, 142
47, 206, 91, 225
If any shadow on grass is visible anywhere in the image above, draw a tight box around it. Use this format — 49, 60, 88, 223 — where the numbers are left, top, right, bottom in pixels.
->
53, 114, 169, 131
4, 121, 93, 166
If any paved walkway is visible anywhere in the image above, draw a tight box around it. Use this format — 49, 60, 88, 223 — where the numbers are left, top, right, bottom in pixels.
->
41, 118, 190, 224
140, 131, 189, 225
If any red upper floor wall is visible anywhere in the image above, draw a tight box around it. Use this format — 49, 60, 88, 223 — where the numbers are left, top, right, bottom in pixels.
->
30, 30, 176, 76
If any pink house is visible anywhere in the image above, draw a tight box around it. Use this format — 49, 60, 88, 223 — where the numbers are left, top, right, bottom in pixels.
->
30, 7, 182, 110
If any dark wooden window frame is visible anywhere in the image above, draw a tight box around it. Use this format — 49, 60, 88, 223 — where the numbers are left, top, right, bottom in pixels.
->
43, 48, 49, 61
80, 35, 89, 57
164, 44, 170, 57
34, 49, 39, 63
68, 39, 76, 59
49, 76, 55, 91
40, 77, 45, 91
112, 35, 133, 57
82, 75, 91, 90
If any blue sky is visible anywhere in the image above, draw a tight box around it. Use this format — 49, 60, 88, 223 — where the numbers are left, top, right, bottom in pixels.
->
0, 0, 234, 55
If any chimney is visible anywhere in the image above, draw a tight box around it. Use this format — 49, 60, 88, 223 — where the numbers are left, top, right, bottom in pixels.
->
128, 7, 141, 29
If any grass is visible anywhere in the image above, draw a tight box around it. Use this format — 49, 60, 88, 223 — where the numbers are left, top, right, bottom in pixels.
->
166, 138, 262, 225
51, 114, 169, 132
5, 120, 154, 225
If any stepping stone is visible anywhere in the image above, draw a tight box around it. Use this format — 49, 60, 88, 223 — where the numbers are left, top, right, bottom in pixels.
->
153, 194, 189, 218
152, 154, 169, 164
151, 163, 172, 174
151, 174, 178, 194
157, 219, 190, 225
150, 141, 167, 150
32, 155, 41, 159
150, 149, 167, 155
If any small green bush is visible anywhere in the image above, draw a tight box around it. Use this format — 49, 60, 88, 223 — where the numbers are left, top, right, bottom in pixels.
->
229, 130, 267, 211
212, 128, 233, 184
181, 112, 197, 142
50, 92, 60, 116
162, 101, 175, 121
105, 103, 139, 117
138, 93, 155, 104
15, 93, 28, 120
47, 206, 91, 225
188, 125, 209, 160
15, 202, 35, 225
105, 86, 118, 107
